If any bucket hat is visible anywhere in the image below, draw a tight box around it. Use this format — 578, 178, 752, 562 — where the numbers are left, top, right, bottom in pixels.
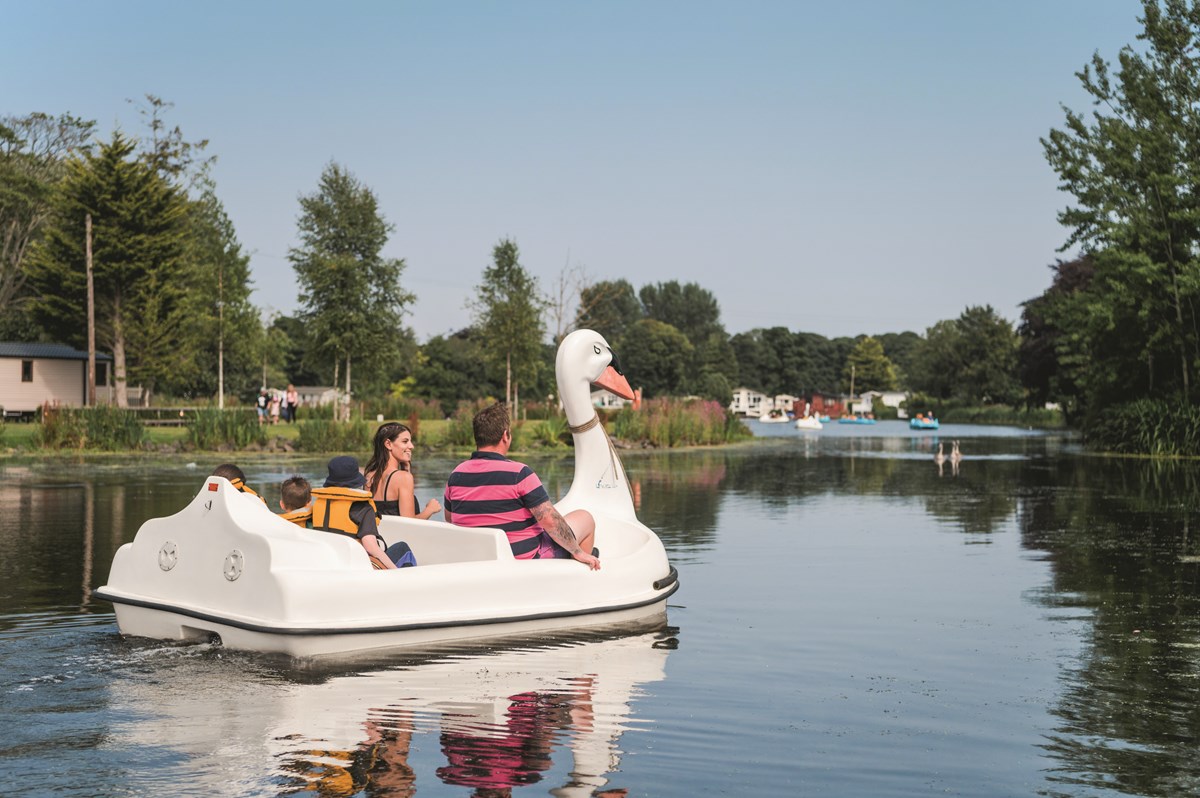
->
324, 455, 366, 489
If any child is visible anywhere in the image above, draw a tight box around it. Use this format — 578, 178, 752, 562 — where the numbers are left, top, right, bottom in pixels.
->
211, 463, 266, 503
310, 455, 417, 569
279, 475, 312, 527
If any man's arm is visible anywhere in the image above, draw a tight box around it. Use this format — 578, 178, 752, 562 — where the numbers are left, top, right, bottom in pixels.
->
530, 501, 600, 570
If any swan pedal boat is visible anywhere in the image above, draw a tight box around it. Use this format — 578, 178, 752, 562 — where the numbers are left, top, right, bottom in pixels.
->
909, 417, 940, 430
794, 416, 823, 430
757, 410, 791, 423
94, 330, 679, 659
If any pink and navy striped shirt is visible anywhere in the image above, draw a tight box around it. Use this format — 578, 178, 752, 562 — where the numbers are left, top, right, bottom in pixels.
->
443, 451, 552, 558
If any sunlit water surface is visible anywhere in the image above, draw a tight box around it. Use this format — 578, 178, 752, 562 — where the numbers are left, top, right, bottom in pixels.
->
3, 422, 1200, 796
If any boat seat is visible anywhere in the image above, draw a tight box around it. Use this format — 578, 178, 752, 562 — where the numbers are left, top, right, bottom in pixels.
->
377, 517, 512, 565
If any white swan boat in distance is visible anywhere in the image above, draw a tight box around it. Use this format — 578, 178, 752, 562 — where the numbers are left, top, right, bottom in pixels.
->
94, 330, 679, 658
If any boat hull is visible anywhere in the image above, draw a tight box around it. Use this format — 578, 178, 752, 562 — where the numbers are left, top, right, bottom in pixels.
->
94, 478, 678, 659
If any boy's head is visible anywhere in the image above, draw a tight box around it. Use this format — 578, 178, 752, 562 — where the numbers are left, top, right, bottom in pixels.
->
280, 475, 311, 512
324, 455, 366, 489
211, 463, 246, 483
473, 403, 511, 448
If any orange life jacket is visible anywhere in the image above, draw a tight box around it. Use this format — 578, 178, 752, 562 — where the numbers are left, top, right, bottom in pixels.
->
280, 507, 313, 528
309, 486, 380, 539
229, 477, 267, 504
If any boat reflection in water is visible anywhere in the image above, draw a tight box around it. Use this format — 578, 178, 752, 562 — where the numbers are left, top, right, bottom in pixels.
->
105, 620, 676, 797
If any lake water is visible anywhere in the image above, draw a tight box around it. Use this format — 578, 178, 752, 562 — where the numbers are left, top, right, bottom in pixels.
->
3, 421, 1200, 797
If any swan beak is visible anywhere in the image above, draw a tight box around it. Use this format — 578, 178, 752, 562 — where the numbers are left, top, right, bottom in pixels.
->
594, 365, 634, 400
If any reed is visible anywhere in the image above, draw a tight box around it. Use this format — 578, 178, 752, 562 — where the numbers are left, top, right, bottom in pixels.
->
1084, 399, 1200, 456
611, 398, 752, 447
296, 419, 373, 453
186, 408, 266, 450
35, 404, 148, 451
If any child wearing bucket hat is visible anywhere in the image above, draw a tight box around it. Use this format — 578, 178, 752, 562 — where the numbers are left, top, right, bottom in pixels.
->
310, 455, 417, 569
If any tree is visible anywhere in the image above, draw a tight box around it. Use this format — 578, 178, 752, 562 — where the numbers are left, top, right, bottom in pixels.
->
576, 278, 642, 345
412, 329, 503, 408
26, 132, 188, 406
843, 336, 898, 394
290, 162, 414, 419
0, 112, 95, 338
909, 306, 1021, 404
620, 319, 693, 398
640, 280, 737, 392
875, 331, 923, 389
1019, 256, 1095, 415
168, 180, 262, 401
1042, 0, 1200, 408
470, 238, 548, 409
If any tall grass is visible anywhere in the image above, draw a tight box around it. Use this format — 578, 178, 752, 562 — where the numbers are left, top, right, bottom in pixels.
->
611, 398, 752, 447
186, 408, 266, 450
363, 397, 445, 421
35, 405, 148, 450
297, 419, 373, 453
1084, 399, 1200, 456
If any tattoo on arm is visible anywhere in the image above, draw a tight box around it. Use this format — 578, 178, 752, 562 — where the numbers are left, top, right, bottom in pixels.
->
531, 502, 580, 554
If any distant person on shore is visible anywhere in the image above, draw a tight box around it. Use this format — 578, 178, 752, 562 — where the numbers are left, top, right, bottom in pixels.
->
311, 455, 417, 569
269, 392, 281, 425
210, 463, 266, 503
443, 403, 599, 570
256, 388, 269, 425
285, 384, 299, 423
278, 475, 312, 527
364, 422, 442, 520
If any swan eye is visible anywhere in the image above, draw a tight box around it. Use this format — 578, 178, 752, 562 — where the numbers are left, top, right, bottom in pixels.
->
593, 344, 602, 355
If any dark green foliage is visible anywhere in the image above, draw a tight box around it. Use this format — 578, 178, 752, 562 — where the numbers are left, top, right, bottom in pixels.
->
412, 330, 503, 409
908, 306, 1020, 404
875, 331, 923, 388
843, 336, 897, 393
35, 405, 147, 450
1018, 256, 1095, 416
0, 112, 95, 329
470, 238, 548, 407
26, 133, 189, 400
1041, 0, 1200, 413
290, 162, 414, 406
185, 408, 266, 450
1083, 399, 1200, 455
729, 327, 859, 395
296, 419, 373, 453
620, 319, 693, 398
576, 279, 642, 344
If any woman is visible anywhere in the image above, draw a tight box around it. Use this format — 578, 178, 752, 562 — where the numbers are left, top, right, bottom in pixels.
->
364, 422, 442, 519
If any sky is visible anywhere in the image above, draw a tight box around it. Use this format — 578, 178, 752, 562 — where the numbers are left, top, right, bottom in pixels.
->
3, 1, 1147, 343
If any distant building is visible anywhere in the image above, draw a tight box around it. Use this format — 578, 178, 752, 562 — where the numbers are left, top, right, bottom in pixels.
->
591, 388, 630, 410
0, 342, 113, 416
852, 390, 907, 416
294, 385, 338, 407
730, 387, 769, 417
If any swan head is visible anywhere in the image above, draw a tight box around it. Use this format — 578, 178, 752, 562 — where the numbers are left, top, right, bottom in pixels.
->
556, 329, 635, 401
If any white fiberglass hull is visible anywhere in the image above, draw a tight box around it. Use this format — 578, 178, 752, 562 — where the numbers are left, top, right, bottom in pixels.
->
95, 478, 678, 659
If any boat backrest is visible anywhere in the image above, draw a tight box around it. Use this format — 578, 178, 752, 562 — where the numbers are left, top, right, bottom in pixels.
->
377, 516, 513, 565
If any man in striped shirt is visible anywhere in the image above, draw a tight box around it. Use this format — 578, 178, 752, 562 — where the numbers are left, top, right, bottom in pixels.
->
444, 403, 601, 570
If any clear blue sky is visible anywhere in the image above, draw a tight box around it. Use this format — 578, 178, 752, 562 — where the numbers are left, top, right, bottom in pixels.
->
3, 1, 1144, 342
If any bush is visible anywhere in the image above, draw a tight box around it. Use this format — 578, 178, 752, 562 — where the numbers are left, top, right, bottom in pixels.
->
363, 396, 444, 421
444, 402, 481, 448
186, 408, 266, 450
297, 419, 373, 453
611, 398, 752, 447
1084, 398, 1200, 456
526, 414, 570, 448
35, 404, 148, 450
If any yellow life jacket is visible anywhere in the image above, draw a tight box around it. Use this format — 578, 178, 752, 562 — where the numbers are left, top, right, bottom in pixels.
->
310, 486, 380, 539
229, 477, 267, 504
280, 507, 313, 528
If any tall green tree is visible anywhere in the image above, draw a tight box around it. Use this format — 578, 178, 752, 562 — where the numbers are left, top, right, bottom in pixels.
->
576, 278, 642, 345
640, 280, 737, 392
1042, 0, 1200, 410
170, 180, 262, 401
290, 162, 414, 418
0, 112, 95, 338
910, 306, 1021, 404
1019, 256, 1095, 416
620, 318, 693, 398
843, 336, 898, 394
470, 238, 548, 409
26, 132, 188, 405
